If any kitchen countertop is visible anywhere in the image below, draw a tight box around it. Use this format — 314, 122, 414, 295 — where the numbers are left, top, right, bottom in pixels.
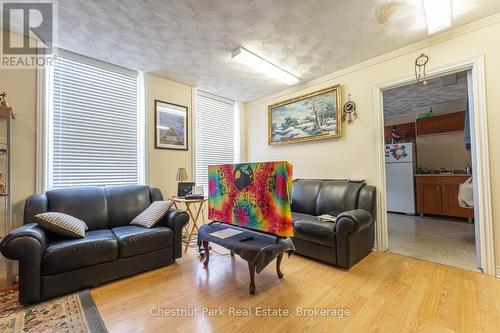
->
414, 174, 472, 177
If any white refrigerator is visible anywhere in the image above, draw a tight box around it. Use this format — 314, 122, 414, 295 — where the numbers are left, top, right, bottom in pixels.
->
385, 143, 416, 214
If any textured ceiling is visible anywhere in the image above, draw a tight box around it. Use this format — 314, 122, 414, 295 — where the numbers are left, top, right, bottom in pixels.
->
383, 72, 468, 118
45, 1, 500, 101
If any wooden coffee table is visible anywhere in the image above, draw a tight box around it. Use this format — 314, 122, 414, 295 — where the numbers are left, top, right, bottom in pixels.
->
198, 222, 295, 295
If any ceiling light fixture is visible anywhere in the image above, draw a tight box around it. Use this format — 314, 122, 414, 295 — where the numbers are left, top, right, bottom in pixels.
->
422, 0, 451, 34
231, 47, 300, 85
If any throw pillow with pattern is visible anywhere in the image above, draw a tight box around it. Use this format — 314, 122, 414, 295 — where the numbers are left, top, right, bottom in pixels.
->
130, 200, 174, 228
35, 212, 88, 239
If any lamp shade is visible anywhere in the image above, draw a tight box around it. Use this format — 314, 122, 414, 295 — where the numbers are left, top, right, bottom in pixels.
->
176, 168, 188, 182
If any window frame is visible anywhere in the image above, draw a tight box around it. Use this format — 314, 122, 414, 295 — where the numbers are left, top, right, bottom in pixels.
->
38, 49, 146, 191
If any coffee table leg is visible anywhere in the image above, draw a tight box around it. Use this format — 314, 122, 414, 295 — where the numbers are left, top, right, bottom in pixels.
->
203, 241, 210, 267
276, 253, 284, 279
248, 262, 256, 295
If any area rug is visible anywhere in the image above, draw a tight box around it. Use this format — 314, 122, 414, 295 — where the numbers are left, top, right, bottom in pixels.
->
0, 287, 108, 333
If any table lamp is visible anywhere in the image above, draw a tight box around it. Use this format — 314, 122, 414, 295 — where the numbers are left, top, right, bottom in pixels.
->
176, 168, 188, 182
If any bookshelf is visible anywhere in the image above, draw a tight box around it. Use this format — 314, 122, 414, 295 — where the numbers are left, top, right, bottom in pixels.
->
0, 105, 14, 286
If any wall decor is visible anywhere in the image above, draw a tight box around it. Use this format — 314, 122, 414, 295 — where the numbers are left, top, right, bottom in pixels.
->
414, 53, 429, 85
0, 92, 8, 107
155, 100, 188, 150
343, 94, 357, 123
268, 85, 343, 145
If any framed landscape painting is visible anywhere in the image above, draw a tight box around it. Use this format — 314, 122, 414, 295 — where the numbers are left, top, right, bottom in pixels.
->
155, 100, 188, 150
268, 85, 343, 145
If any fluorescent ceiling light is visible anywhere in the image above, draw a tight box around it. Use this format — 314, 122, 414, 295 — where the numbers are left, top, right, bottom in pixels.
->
422, 0, 451, 34
231, 47, 300, 85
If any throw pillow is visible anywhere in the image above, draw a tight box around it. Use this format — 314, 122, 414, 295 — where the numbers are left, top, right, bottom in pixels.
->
130, 200, 173, 228
35, 212, 88, 238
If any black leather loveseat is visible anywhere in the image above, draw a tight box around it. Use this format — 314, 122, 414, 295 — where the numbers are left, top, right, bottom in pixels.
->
291, 179, 376, 269
0, 185, 189, 304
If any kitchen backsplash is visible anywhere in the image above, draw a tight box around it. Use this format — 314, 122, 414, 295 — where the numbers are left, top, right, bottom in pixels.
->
416, 131, 472, 170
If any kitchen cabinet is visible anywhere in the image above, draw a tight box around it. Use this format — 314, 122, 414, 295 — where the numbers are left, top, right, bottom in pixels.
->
415, 175, 473, 219
384, 122, 416, 141
416, 111, 465, 136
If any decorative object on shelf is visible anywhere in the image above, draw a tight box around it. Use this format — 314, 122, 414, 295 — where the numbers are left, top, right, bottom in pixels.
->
0, 92, 8, 107
155, 100, 188, 150
391, 126, 402, 143
414, 53, 429, 85
268, 85, 343, 145
0, 173, 5, 194
416, 106, 434, 119
343, 94, 357, 123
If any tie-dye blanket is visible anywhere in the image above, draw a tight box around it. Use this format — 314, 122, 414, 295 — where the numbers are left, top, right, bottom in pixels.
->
208, 161, 293, 237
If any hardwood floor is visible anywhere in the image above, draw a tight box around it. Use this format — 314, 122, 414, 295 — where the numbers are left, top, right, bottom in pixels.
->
92, 247, 500, 333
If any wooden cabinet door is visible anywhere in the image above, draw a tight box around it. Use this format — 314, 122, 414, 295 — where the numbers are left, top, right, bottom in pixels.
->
384, 122, 416, 141
416, 111, 465, 136
442, 184, 473, 218
416, 183, 442, 214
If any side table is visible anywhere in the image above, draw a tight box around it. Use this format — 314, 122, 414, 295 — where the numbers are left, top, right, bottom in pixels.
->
169, 197, 208, 253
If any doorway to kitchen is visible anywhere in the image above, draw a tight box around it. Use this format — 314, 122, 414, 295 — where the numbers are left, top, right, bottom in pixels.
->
374, 55, 495, 276
383, 70, 478, 271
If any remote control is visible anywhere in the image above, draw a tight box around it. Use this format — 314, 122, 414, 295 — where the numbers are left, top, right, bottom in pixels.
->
239, 236, 254, 242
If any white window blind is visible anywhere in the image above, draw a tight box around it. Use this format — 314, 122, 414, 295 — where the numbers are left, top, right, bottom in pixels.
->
195, 90, 237, 193
49, 50, 140, 188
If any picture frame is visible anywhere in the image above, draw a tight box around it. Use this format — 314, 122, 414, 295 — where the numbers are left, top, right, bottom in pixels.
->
268, 85, 343, 145
155, 100, 188, 150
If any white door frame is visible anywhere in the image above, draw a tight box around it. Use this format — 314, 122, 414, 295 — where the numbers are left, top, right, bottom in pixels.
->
372, 55, 495, 276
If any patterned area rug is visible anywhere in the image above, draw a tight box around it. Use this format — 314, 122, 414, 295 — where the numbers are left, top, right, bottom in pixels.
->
0, 287, 107, 333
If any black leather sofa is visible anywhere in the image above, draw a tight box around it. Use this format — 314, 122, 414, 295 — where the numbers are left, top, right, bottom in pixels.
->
291, 179, 376, 269
0, 185, 189, 304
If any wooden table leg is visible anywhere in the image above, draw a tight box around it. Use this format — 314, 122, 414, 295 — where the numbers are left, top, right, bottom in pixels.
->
203, 241, 210, 267
248, 262, 256, 295
276, 253, 284, 279
184, 221, 196, 253
184, 203, 199, 253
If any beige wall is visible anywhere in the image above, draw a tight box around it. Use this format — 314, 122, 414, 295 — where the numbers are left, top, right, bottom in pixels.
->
245, 15, 500, 265
146, 74, 193, 198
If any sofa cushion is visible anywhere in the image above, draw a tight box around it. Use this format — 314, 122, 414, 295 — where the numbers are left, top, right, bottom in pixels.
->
42, 230, 118, 275
292, 212, 336, 248
130, 200, 173, 228
46, 187, 109, 231
291, 180, 324, 215
315, 181, 364, 216
111, 225, 173, 258
35, 212, 88, 239
105, 185, 152, 228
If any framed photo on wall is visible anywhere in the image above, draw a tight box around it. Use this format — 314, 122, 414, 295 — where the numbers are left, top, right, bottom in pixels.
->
155, 100, 188, 150
268, 85, 343, 145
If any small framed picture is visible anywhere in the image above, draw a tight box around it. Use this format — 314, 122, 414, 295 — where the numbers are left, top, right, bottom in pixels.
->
155, 100, 188, 150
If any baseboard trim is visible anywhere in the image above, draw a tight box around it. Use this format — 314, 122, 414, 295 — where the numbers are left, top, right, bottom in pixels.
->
496, 266, 500, 278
